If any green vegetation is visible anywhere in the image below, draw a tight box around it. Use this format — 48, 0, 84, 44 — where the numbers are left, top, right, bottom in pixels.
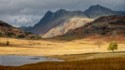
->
30, 36, 37, 39
0, 57, 125, 70
6, 32, 16, 37
108, 42, 118, 52
0, 32, 16, 37
17, 35, 25, 38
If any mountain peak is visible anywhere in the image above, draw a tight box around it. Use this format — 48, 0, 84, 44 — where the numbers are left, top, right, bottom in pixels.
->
84, 4, 114, 18
57, 9, 67, 12
90, 4, 103, 8
87, 4, 112, 11
42, 11, 53, 19
55, 9, 68, 14
45, 11, 53, 16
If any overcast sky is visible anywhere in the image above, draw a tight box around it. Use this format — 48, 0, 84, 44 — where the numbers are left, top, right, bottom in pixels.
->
0, 0, 125, 27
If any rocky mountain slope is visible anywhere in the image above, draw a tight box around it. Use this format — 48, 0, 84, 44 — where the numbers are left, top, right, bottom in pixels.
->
24, 5, 125, 38
61, 15, 125, 39
29, 9, 87, 35
0, 20, 38, 39
42, 17, 93, 38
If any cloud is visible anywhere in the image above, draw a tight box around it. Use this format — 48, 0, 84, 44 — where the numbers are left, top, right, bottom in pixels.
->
0, 0, 125, 27
0, 15, 41, 27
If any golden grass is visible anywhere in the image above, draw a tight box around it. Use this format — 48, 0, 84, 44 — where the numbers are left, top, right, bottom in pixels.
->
0, 37, 125, 70
0, 37, 125, 56
50, 52, 125, 61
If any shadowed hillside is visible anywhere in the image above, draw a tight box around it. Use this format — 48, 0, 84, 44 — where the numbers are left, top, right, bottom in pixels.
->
0, 20, 39, 39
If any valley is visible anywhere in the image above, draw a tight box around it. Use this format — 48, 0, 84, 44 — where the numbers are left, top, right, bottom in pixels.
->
0, 3, 125, 70
1, 37, 125, 70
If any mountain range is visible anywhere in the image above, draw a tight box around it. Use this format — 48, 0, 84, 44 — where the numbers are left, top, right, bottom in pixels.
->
0, 4, 124, 39
22, 4, 125, 38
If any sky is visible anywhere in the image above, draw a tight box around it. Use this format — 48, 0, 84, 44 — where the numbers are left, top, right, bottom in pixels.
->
0, 0, 125, 27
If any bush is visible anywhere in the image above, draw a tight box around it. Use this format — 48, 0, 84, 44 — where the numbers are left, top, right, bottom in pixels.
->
6, 32, 15, 37
0, 32, 3, 37
30, 35, 42, 40
6, 41, 9, 45
108, 42, 118, 52
17, 35, 25, 38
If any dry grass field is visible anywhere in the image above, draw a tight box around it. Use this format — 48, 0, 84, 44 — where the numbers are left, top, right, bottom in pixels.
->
0, 37, 125, 56
0, 37, 125, 70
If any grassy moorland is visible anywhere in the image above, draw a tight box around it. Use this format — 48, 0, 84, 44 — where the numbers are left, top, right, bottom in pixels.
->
50, 52, 125, 61
0, 37, 125, 56
0, 37, 125, 70
0, 57, 125, 70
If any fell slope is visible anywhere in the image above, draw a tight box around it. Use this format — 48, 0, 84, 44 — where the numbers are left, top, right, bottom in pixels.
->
30, 9, 87, 35
0, 20, 36, 39
42, 17, 93, 38
61, 15, 125, 39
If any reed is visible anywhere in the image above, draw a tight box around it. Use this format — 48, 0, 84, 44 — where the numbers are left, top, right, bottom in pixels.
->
0, 57, 125, 70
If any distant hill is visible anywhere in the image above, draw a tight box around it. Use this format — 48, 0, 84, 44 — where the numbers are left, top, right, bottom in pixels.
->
20, 26, 32, 32
0, 20, 39, 39
24, 4, 125, 38
59, 15, 125, 40
84, 5, 125, 18
84, 4, 115, 18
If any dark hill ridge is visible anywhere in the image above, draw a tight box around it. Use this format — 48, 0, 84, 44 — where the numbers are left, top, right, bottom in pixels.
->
59, 15, 125, 39
84, 4, 115, 18
24, 4, 125, 38
0, 20, 38, 39
84, 4, 125, 18
0, 20, 12, 27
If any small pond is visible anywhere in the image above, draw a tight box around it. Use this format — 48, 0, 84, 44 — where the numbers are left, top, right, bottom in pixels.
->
0, 55, 63, 66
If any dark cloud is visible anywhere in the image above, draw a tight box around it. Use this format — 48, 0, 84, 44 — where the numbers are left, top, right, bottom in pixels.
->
0, 0, 125, 27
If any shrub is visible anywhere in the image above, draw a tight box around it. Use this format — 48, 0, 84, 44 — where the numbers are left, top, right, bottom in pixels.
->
108, 42, 118, 52
6, 41, 9, 45
6, 32, 15, 37
17, 35, 25, 38
0, 32, 3, 37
